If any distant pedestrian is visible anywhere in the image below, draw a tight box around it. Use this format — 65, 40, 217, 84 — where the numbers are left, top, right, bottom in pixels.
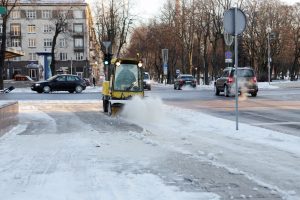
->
93, 76, 96, 87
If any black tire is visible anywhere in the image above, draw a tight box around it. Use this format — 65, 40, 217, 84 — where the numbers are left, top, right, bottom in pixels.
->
103, 100, 108, 113
37, 90, 43, 94
214, 85, 220, 96
43, 86, 51, 93
224, 85, 230, 97
251, 92, 257, 97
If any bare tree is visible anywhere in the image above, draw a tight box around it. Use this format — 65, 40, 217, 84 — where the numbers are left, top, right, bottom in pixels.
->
0, 0, 18, 90
94, 0, 133, 57
49, 9, 72, 76
289, 3, 300, 80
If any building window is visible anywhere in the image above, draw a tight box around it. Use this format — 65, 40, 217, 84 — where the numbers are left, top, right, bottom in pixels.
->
73, 10, 83, 19
26, 10, 36, 19
29, 39, 36, 47
29, 53, 37, 60
28, 25, 36, 33
59, 11, 68, 18
44, 38, 52, 47
10, 24, 21, 36
75, 52, 84, 60
43, 24, 52, 33
60, 52, 68, 61
11, 10, 20, 19
12, 57, 21, 61
11, 38, 21, 47
73, 24, 83, 33
59, 38, 66, 47
74, 38, 83, 48
42, 10, 52, 19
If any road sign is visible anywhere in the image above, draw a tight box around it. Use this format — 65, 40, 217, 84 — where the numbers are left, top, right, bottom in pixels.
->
223, 8, 246, 36
162, 49, 168, 75
0, 7, 6, 15
225, 59, 232, 63
225, 51, 232, 59
223, 7, 247, 131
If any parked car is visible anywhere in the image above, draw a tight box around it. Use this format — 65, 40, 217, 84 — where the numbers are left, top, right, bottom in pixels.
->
14, 74, 34, 81
143, 72, 151, 90
214, 67, 258, 97
31, 74, 86, 93
174, 74, 196, 90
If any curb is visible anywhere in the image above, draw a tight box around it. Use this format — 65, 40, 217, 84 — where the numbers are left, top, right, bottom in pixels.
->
0, 101, 19, 137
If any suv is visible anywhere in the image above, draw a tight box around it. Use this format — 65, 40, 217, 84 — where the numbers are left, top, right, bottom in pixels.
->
143, 72, 151, 90
214, 67, 258, 97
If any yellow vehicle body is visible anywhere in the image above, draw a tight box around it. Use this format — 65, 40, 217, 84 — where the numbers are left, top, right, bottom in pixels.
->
102, 58, 144, 115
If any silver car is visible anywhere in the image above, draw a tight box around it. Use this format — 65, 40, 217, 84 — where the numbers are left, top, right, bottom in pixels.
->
214, 67, 258, 97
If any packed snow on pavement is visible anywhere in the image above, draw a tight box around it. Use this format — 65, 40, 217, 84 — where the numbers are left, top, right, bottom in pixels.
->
0, 81, 300, 200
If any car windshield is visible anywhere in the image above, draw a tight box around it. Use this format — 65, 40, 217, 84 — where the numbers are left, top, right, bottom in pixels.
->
114, 64, 142, 91
181, 75, 194, 80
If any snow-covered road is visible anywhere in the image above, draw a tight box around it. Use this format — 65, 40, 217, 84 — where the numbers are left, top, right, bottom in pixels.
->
0, 98, 299, 200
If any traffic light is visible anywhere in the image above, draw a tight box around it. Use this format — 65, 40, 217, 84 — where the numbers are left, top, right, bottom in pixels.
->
104, 53, 113, 65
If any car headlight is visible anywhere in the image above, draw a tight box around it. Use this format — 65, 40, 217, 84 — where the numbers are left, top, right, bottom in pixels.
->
146, 80, 151, 84
35, 83, 40, 86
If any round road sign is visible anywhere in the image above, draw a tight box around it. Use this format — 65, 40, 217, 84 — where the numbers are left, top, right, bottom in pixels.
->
223, 8, 246, 36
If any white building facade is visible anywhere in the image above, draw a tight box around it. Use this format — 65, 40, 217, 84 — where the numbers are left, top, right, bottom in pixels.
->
3, 0, 100, 81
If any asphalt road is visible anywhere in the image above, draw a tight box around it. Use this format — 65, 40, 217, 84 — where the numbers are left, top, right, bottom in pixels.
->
148, 85, 300, 137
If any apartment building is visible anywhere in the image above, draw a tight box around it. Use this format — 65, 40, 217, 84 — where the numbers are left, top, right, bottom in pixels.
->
2, 0, 100, 81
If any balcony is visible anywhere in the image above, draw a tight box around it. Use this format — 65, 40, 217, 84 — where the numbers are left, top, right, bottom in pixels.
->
74, 46, 84, 52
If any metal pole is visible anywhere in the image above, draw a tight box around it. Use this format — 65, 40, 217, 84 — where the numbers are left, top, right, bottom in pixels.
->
235, 7, 239, 131
268, 32, 271, 85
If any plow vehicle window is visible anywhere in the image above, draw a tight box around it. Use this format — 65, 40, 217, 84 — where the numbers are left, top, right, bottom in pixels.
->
114, 64, 142, 91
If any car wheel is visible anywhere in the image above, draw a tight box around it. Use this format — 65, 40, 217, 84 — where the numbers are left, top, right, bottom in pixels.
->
103, 100, 108, 112
251, 92, 257, 97
75, 85, 83, 93
37, 90, 43, 93
107, 102, 112, 116
43, 86, 51, 93
224, 85, 230, 97
214, 85, 220, 96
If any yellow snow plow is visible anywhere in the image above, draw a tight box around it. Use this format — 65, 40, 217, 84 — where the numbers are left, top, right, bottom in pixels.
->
102, 58, 144, 115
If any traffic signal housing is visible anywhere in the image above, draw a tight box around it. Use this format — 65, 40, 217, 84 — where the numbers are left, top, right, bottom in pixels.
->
104, 53, 113, 65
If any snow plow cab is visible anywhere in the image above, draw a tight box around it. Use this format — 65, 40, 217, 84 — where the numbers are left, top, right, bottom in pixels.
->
102, 58, 144, 115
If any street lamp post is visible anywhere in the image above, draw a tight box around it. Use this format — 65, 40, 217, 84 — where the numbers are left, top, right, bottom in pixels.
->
266, 27, 271, 85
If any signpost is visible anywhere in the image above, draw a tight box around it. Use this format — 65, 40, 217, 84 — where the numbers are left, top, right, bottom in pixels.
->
162, 49, 168, 84
225, 51, 232, 64
162, 49, 168, 75
224, 7, 247, 131
0, 7, 7, 15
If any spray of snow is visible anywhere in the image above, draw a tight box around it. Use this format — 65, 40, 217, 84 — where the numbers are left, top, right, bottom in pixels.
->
180, 85, 197, 91
120, 96, 166, 124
